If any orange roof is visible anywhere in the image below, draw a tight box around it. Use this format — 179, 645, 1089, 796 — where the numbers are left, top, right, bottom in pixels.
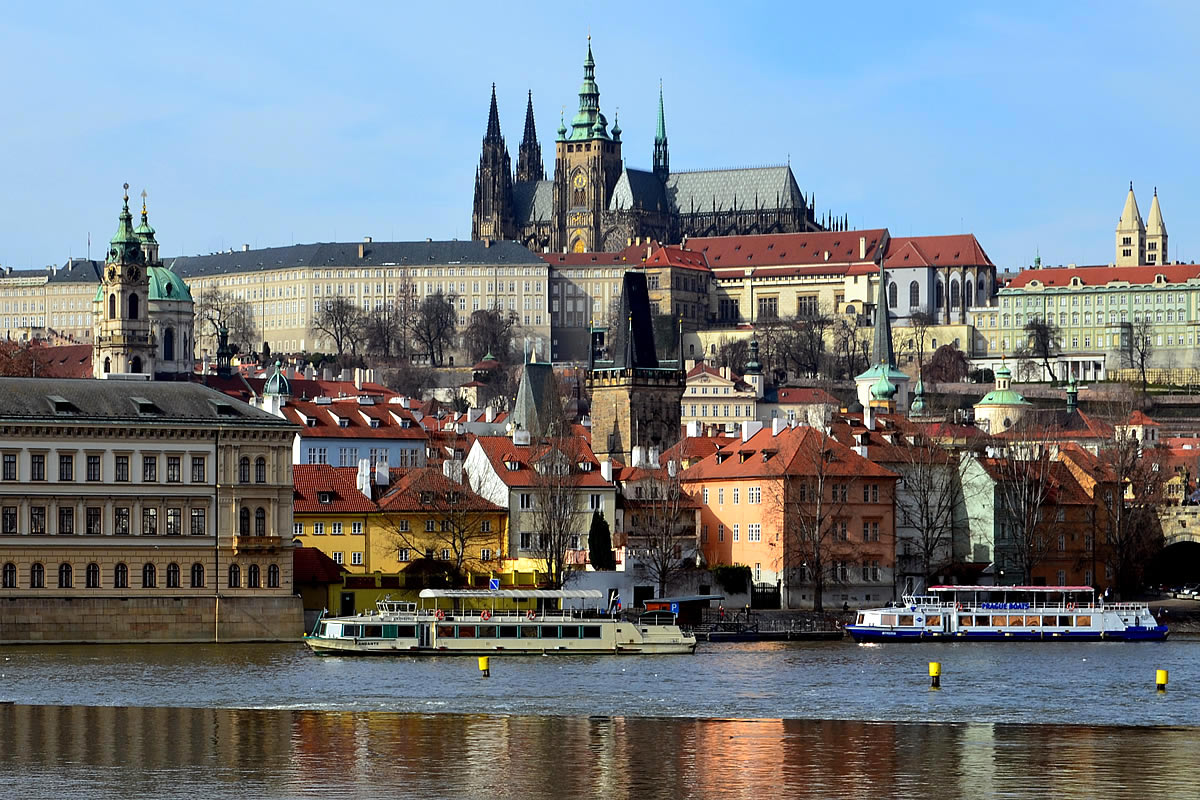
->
1126, 410, 1160, 426
775, 387, 840, 405
661, 434, 734, 466
280, 398, 428, 440
883, 234, 994, 269
293, 465, 376, 513
681, 424, 897, 482
1005, 263, 1200, 289
471, 436, 612, 489
642, 244, 710, 272
689, 229, 888, 270
377, 467, 504, 513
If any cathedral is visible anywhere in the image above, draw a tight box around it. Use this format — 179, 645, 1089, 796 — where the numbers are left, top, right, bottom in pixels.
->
472, 41, 834, 254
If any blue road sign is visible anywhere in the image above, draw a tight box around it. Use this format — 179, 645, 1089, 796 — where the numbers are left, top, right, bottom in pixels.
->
489, 578, 501, 590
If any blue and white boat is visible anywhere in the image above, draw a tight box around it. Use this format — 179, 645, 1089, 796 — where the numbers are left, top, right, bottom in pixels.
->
846, 585, 1168, 642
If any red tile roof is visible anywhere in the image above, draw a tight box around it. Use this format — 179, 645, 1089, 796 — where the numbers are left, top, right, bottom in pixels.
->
642, 245, 711, 272
377, 467, 505, 513
883, 234, 994, 269
661, 434, 735, 466
689, 230, 888, 271
292, 546, 347, 584
681, 424, 897, 481
1005, 263, 1200, 289
0, 342, 93, 379
292, 465, 376, 513
280, 398, 428, 440
471, 435, 612, 489
775, 387, 840, 405
1126, 410, 1160, 426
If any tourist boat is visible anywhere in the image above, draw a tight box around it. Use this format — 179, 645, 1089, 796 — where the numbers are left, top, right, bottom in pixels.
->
304, 588, 698, 655
846, 585, 1168, 642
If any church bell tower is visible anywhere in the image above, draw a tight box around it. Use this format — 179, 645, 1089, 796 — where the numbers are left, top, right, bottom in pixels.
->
93, 184, 156, 377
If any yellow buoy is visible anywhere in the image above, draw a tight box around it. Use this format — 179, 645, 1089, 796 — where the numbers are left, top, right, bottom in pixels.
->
1156, 669, 1168, 692
478, 656, 490, 677
929, 661, 941, 689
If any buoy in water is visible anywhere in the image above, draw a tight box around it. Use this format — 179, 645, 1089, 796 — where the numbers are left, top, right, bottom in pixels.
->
1157, 669, 1168, 692
929, 661, 942, 689
478, 656, 490, 678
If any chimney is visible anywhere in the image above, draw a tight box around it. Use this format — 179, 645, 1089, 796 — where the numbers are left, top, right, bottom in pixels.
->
356, 458, 371, 496
322, 367, 332, 381
864, 403, 875, 431
600, 458, 613, 482
721, 366, 730, 380
341, 368, 351, 382
358, 243, 366, 258
242, 244, 250, 252
354, 368, 363, 391
374, 457, 389, 487
772, 417, 784, 436
513, 429, 532, 446
686, 420, 700, 437
485, 405, 496, 423
859, 236, 866, 260
667, 459, 678, 479
648, 446, 661, 469
304, 364, 316, 380
741, 420, 763, 442
364, 236, 373, 243
443, 458, 464, 484
631, 445, 646, 468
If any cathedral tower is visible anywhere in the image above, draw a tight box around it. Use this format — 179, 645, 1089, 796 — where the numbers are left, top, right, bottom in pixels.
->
1115, 182, 1146, 266
653, 82, 669, 181
553, 38, 623, 253
94, 184, 155, 377
471, 84, 515, 241
1146, 187, 1167, 265
516, 90, 544, 183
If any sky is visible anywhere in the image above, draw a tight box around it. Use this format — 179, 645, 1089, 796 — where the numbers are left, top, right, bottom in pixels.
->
3, 1, 1199, 272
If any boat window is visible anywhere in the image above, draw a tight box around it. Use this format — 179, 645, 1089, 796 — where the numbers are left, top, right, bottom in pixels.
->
1024, 616, 1039, 627
856, 614, 865, 625
437, 625, 455, 638
497, 625, 518, 639
881, 614, 897, 626
478, 625, 497, 638
1076, 615, 1091, 626
978, 616, 992, 626
926, 615, 941, 627
519, 625, 539, 639
382, 625, 397, 638
899, 615, 914, 627
318, 622, 329, 636
1057, 616, 1071, 626
364, 625, 383, 638
958, 616, 972, 627
458, 626, 477, 638
561, 625, 580, 639
582, 626, 602, 639
343, 625, 360, 638
396, 625, 416, 638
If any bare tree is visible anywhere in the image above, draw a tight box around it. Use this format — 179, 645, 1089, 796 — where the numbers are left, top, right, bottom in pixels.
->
778, 314, 830, 380
1018, 318, 1061, 382
714, 336, 749, 373
1120, 318, 1155, 399
393, 270, 420, 362
626, 465, 697, 597
893, 434, 962, 591
195, 287, 257, 355
829, 314, 871, 380
924, 344, 970, 384
311, 296, 367, 358
463, 308, 520, 364
899, 311, 935, 376
986, 423, 1059, 584
410, 291, 458, 366
527, 437, 589, 590
363, 305, 405, 358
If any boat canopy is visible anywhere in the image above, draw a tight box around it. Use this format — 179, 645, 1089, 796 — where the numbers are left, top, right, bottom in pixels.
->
417, 589, 605, 599
928, 585, 1094, 593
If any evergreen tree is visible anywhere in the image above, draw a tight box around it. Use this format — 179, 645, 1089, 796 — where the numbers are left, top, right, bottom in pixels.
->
588, 511, 615, 571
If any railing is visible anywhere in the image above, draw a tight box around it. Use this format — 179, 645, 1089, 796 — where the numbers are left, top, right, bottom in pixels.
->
232, 535, 284, 553
367, 607, 622, 622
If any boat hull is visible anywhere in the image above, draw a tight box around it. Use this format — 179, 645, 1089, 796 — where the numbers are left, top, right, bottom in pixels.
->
846, 625, 1169, 643
304, 636, 697, 656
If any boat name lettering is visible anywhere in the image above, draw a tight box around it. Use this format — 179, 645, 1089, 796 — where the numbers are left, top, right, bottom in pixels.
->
980, 602, 1030, 610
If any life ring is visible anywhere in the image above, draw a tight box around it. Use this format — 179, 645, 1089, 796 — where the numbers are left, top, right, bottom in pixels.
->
434, 608, 446, 621
955, 603, 963, 612
526, 610, 537, 621
480, 609, 492, 621
1066, 602, 1076, 611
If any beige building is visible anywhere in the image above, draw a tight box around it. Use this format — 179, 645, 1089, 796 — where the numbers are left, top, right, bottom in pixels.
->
1115, 183, 1168, 267
682, 361, 760, 431
0, 378, 300, 642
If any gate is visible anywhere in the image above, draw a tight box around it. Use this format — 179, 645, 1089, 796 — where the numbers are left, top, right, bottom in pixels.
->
751, 581, 781, 609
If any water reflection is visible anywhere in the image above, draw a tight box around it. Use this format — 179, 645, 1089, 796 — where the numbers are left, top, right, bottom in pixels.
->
0, 704, 1194, 799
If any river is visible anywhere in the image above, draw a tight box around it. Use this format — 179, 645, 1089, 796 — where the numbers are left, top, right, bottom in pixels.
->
2, 640, 1198, 798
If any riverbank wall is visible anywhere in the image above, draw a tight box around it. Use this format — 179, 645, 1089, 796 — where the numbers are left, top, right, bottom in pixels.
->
0, 595, 303, 644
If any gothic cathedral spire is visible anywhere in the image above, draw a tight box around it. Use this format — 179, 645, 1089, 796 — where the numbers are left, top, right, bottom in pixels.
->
653, 81, 669, 180
516, 90, 544, 183
471, 83, 515, 241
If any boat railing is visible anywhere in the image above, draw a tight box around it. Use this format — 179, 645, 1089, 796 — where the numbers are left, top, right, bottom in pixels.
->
411, 608, 620, 621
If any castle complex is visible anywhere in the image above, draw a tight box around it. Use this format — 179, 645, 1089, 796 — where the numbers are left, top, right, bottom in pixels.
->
472, 41, 834, 254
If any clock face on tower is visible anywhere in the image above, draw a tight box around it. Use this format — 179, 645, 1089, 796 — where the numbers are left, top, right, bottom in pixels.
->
573, 172, 587, 189
106, 266, 116, 282
128, 267, 140, 282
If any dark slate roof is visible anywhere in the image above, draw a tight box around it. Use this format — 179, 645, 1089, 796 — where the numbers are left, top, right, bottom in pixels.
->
160, 240, 545, 279
605, 272, 658, 370
48, 259, 104, 283
0, 377, 296, 427
512, 361, 563, 437
609, 168, 668, 213
513, 180, 554, 225
665, 166, 805, 213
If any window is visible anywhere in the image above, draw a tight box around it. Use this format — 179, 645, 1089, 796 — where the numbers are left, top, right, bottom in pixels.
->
397, 549, 411, 562
255, 507, 267, 537
397, 519, 409, 533
30, 506, 46, 534
166, 456, 181, 483
59, 454, 74, 481
748, 524, 762, 542
2, 562, 15, 588
191, 563, 205, 588
440, 549, 451, 561
732, 488, 740, 505
748, 486, 761, 504
31, 454, 45, 481
424, 519, 436, 532
351, 552, 363, 566
142, 563, 157, 588
239, 507, 250, 536
1, 506, 14, 534
733, 524, 740, 542
191, 457, 206, 483
267, 564, 280, 588
162, 508, 180, 536
313, 522, 325, 535
143, 456, 157, 482
703, 488, 709, 505
481, 520, 491, 533
142, 508, 158, 536
86, 508, 102, 535
255, 457, 267, 484
113, 563, 128, 589
86, 562, 100, 588
166, 563, 181, 588
589, 494, 602, 512
520, 532, 532, 550
190, 508, 206, 536
58, 507, 74, 535
114, 455, 129, 482
293, 522, 304, 537
329, 522, 343, 536
888, 282, 898, 308
481, 548, 493, 561
238, 457, 250, 483
228, 564, 241, 588
30, 563, 45, 589
58, 562, 73, 588
2, 454, 15, 481
520, 493, 532, 510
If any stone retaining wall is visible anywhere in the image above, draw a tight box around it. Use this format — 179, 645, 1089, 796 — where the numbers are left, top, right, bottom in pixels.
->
0, 595, 304, 643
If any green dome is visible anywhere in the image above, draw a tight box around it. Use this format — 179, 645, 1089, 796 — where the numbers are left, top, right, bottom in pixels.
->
977, 389, 1032, 407
870, 372, 896, 400
910, 379, 927, 415
264, 360, 291, 397
995, 361, 1012, 379
147, 266, 193, 303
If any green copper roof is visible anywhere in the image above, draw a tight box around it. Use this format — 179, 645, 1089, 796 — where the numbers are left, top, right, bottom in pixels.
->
108, 184, 144, 264
655, 83, 667, 144
871, 372, 896, 400
995, 361, 1012, 379
567, 39, 609, 141
855, 362, 909, 383
909, 378, 927, 415
976, 389, 1032, 407
134, 194, 156, 240
147, 265, 193, 303
264, 360, 292, 397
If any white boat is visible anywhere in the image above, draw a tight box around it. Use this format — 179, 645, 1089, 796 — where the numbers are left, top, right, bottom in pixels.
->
304, 588, 698, 655
846, 585, 1168, 642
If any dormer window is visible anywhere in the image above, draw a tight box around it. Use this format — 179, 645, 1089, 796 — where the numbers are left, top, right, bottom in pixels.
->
318, 492, 333, 504
369, 418, 380, 428
338, 418, 349, 428
420, 491, 433, 504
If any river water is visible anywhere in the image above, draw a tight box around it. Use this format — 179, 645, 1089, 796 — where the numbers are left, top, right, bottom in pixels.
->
2, 640, 1199, 798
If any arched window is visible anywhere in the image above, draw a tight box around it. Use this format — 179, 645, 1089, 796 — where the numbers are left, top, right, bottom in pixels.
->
267, 564, 280, 589
142, 562, 157, 588
965, 278, 975, 308
86, 562, 100, 588
58, 562, 72, 588
128, 292, 139, 320
247, 564, 261, 588
166, 562, 181, 588
950, 279, 961, 309
103, 357, 111, 374
3, 562, 17, 588
109, 293, 116, 319
190, 563, 205, 588
909, 281, 920, 309
130, 356, 142, 373
239, 507, 251, 536
888, 282, 898, 308
254, 507, 267, 537
228, 564, 241, 588
255, 457, 267, 484
30, 563, 45, 589
978, 276, 987, 300
114, 563, 129, 589
936, 281, 944, 310
238, 457, 250, 484
163, 327, 175, 362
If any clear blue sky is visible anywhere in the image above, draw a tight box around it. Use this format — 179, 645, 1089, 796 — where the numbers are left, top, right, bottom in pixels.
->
3, 2, 1198, 271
